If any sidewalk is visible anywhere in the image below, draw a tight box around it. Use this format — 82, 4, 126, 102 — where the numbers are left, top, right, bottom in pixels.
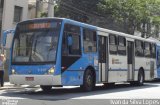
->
0, 82, 27, 90
0, 82, 17, 90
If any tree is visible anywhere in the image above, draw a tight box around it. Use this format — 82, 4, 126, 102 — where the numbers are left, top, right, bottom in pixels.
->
55, 0, 127, 32
40, 12, 48, 17
55, 0, 100, 21
98, 0, 160, 37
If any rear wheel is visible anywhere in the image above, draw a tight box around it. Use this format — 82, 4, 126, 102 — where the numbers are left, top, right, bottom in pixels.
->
137, 70, 144, 86
40, 85, 52, 92
130, 70, 144, 86
81, 69, 95, 91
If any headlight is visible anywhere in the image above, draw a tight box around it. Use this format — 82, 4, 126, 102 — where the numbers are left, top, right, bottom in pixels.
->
12, 69, 16, 74
48, 68, 55, 74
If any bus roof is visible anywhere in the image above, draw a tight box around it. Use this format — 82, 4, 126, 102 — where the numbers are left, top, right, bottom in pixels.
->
18, 17, 158, 44
63, 18, 158, 44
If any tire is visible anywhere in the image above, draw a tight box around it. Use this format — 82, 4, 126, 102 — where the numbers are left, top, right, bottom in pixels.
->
137, 70, 144, 86
130, 70, 144, 86
40, 85, 52, 92
82, 69, 95, 92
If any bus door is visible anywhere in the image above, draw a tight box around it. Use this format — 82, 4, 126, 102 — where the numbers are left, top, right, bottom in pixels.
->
156, 45, 160, 78
127, 41, 135, 81
98, 36, 109, 82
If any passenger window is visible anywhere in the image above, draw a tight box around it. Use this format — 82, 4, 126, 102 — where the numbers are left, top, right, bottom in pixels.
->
151, 44, 156, 58
135, 40, 144, 57
157, 50, 160, 68
62, 24, 81, 55
83, 29, 97, 53
118, 36, 126, 55
144, 42, 151, 57
109, 34, 117, 54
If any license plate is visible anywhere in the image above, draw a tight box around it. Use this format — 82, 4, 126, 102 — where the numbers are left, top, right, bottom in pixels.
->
25, 77, 34, 81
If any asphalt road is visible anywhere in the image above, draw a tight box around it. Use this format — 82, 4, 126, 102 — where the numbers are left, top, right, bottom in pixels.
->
0, 81, 160, 105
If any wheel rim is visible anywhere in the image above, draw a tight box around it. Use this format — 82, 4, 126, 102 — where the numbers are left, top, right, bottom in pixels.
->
140, 74, 143, 84
86, 74, 92, 88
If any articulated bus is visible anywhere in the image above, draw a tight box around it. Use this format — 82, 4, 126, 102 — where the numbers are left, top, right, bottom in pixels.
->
4, 18, 157, 91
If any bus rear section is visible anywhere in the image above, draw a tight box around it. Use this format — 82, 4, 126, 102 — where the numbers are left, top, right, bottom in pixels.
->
9, 19, 63, 88
156, 44, 160, 79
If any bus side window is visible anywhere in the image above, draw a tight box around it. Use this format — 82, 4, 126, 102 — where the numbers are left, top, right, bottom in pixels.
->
151, 44, 156, 58
118, 36, 126, 55
135, 40, 144, 57
62, 32, 68, 55
158, 50, 160, 68
83, 29, 97, 53
109, 34, 117, 54
144, 42, 151, 58
62, 24, 81, 56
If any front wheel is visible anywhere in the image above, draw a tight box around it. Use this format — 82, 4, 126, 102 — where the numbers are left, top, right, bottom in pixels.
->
40, 85, 52, 92
81, 70, 95, 92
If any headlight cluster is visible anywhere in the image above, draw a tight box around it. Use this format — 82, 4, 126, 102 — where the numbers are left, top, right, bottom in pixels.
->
48, 68, 55, 74
11, 69, 16, 74
12, 68, 55, 75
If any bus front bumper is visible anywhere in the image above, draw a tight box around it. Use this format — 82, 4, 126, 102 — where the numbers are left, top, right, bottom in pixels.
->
9, 75, 61, 86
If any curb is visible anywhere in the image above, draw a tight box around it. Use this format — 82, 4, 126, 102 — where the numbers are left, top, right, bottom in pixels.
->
0, 84, 23, 90
0, 85, 39, 90
0, 87, 22, 90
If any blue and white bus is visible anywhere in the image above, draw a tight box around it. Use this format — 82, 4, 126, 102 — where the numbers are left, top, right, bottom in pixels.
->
156, 43, 160, 79
147, 38, 160, 80
4, 18, 157, 91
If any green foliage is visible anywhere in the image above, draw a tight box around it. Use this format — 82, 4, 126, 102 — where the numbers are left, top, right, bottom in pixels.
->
40, 12, 48, 17
54, 5, 60, 16
98, 0, 160, 37
152, 16, 160, 25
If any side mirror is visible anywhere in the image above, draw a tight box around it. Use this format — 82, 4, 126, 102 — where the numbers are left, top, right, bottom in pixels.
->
2, 30, 15, 47
2, 31, 7, 47
67, 35, 73, 46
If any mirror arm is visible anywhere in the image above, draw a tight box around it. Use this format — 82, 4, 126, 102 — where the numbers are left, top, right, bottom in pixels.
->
1, 29, 15, 54
2, 29, 15, 46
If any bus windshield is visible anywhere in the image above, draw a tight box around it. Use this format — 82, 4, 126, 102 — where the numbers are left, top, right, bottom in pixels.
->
12, 20, 61, 64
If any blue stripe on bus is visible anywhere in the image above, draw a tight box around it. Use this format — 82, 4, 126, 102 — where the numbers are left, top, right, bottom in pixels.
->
109, 69, 127, 71
157, 70, 160, 78
109, 69, 151, 71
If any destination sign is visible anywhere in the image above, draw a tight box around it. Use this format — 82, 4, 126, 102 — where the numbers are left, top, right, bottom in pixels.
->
18, 20, 61, 32
28, 23, 51, 29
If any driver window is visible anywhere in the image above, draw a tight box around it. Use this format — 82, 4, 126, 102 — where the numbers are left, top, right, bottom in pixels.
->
62, 24, 81, 56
